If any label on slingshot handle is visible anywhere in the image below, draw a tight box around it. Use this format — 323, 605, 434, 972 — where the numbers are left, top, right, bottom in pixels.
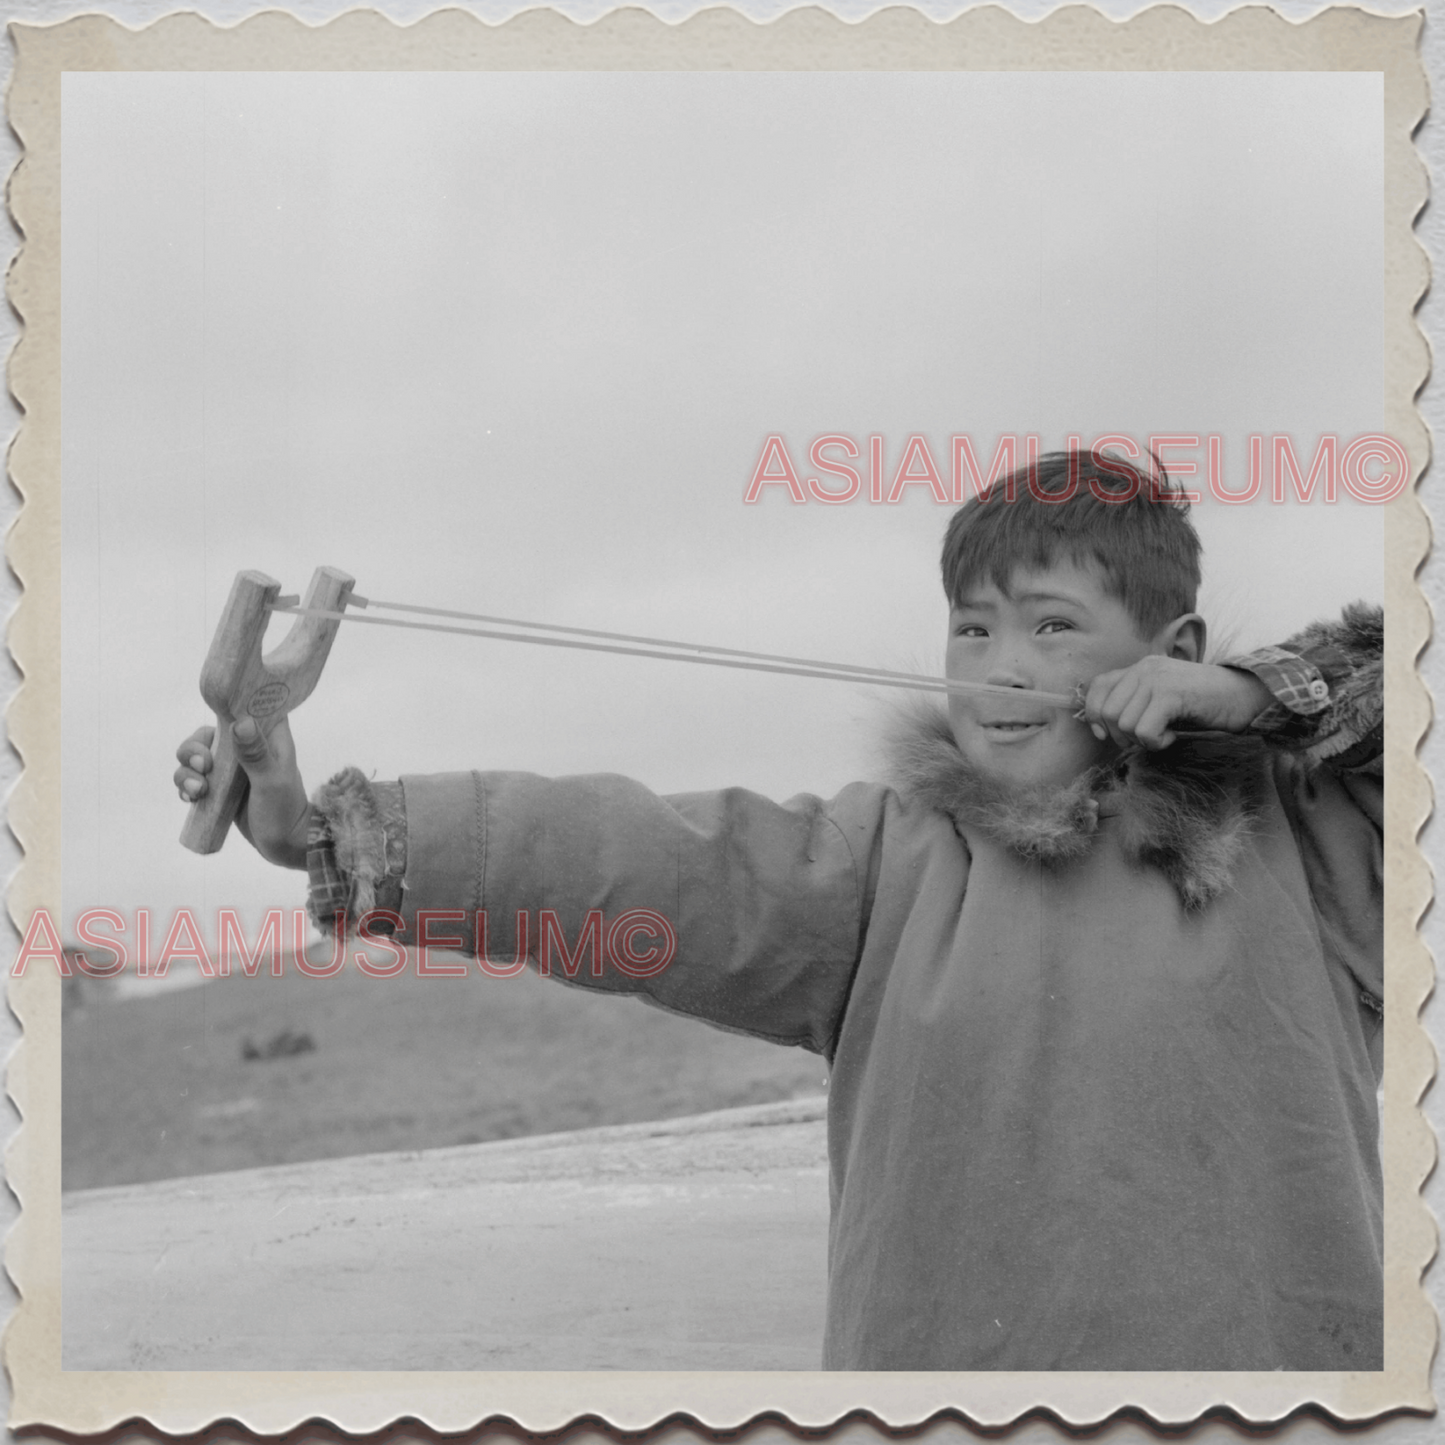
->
246, 681, 291, 719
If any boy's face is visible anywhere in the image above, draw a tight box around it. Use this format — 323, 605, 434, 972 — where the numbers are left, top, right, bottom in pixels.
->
946, 558, 1163, 790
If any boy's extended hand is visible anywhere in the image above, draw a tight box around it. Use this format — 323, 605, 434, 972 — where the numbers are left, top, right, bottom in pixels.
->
1082, 658, 1273, 753
173, 716, 311, 869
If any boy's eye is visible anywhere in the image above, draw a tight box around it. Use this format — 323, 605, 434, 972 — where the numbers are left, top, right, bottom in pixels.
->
953, 623, 988, 638
1037, 619, 1074, 635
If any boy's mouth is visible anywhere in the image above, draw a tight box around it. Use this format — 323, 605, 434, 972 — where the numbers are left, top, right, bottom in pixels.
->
979, 719, 1049, 739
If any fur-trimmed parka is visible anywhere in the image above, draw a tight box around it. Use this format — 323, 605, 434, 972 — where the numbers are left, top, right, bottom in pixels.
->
308, 608, 1385, 1371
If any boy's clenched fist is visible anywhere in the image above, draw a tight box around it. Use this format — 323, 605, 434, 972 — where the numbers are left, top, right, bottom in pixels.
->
174, 716, 312, 870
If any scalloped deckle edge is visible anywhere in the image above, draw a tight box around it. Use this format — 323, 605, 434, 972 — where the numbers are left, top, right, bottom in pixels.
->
4, 2, 1435, 1436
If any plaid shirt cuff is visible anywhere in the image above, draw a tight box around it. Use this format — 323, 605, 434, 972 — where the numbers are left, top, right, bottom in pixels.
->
1227, 607, 1381, 765
306, 778, 408, 936
306, 809, 352, 934
1225, 644, 1331, 734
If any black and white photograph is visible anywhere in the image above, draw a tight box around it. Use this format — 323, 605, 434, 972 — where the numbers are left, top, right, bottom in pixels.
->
3, 1, 1436, 1436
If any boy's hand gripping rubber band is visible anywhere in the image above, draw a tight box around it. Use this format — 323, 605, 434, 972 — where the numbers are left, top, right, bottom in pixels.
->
180, 566, 356, 855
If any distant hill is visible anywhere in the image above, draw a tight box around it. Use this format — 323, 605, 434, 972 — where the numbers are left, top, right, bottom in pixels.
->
62, 952, 828, 1191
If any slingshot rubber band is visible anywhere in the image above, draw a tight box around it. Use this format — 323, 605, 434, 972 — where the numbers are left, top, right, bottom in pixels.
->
271, 601, 1079, 707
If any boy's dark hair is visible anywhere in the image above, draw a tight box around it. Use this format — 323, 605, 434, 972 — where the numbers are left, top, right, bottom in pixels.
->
940, 449, 1202, 637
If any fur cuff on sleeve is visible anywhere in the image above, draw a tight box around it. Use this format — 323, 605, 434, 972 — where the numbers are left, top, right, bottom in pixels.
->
307, 768, 408, 935
1275, 603, 1383, 767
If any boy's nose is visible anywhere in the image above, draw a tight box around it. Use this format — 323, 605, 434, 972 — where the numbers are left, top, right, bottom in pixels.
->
986, 655, 1034, 689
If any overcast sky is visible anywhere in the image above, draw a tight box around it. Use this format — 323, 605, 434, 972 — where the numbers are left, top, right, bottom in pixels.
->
60, 70, 1386, 943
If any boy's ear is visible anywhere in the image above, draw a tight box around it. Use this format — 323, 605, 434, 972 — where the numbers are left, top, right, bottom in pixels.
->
1157, 612, 1207, 663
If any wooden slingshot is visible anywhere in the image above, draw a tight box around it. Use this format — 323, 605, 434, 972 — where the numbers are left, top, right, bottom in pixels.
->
180, 566, 356, 855
180, 563, 1084, 855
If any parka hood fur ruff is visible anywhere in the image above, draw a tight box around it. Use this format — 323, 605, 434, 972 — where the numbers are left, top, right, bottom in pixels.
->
887, 705, 1272, 912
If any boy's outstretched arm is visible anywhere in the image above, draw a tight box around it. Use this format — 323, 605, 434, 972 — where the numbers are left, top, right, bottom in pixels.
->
173, 716, 312, 869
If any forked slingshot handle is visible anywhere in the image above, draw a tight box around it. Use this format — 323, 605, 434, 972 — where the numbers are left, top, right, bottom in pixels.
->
180, 566, 356, 855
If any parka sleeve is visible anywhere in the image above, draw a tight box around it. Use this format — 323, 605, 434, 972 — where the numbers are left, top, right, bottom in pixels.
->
1228, 605, 1384, 1027
310, 768, 884, 1054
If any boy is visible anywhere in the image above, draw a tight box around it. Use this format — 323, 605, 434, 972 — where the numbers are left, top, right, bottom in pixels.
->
175, 449, 1384, 1370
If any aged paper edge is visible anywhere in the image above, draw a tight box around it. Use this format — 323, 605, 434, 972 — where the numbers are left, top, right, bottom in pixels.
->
3, 2, 1433, 1435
